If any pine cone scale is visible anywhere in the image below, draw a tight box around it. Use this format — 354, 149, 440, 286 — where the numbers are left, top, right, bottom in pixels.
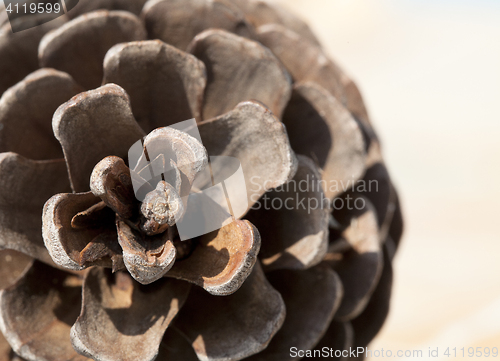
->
188, 29, 292, 120
71, 267, 190, 361
102, 40, 207, 131
39, 10, 148, 90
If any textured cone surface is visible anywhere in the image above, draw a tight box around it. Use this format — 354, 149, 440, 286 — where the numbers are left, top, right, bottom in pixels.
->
0, 1, 402, 360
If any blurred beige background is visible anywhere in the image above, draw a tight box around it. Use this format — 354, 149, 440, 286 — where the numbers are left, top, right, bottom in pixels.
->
274, 0, 500, 359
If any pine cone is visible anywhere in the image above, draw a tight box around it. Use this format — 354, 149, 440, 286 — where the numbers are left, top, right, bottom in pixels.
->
0, 1, 403, 360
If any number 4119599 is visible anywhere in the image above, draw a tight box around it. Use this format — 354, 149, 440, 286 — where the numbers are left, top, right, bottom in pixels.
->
5, 2, 62, 14
444, 347, 498, 357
